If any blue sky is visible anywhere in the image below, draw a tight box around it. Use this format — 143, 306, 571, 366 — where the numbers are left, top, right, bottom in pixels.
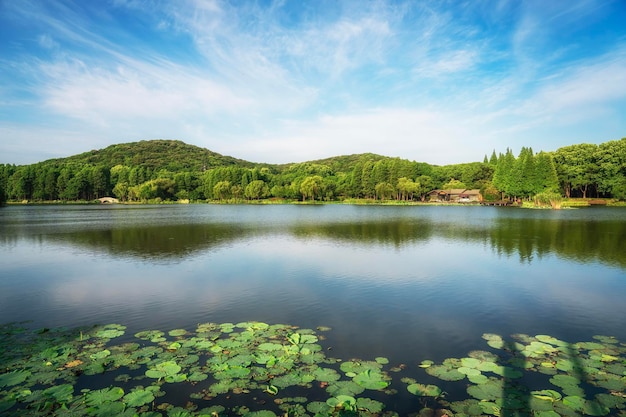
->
1, 0, 626, 166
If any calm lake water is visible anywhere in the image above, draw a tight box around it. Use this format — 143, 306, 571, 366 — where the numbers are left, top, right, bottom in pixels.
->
1, 204, 625, 413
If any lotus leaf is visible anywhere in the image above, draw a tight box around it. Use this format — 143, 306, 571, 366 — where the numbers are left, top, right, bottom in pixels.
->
353, 370, 389, 390
596, 392, 626, 408
592, 335, 618, 344
467, 374, 489, 384
95, 324, 126, 339
124, 389, 155, 407
375, 356, 389, 364
145, 361, 182, 379
467, 380, 502, 401
0, 397, 16, 413
478, 401, 500, 415
306, 401, 331, 414
43, 383, 74, 403
407, 383, 442, 397
219, 323, 235, 333
549, 374, 580, 390
562, 395, 585, 411
492, 365, 523, 378
85, 386, 125, 405
326, 380, 365, 397
425, 365, 466, 381
88, 401, 128, 416
188, 372, 208, 382
461, 357, 482, 368
531, 389, 562, 402
457, 366, 481, 376
575, 342, 605, 350
476, 361, 500, 373
339, 360, 381, 375
313, 367, 341, 382
553, 360, 574, 372
258, 342, 283, 351
535, 411, 560, 417
215, 366, 250, 379
0, 370, 30, 387
605, 362, 626, 375
468, 350, 498, 362
135, 330, 166, 342
449, 399, 484, 416
198, 406, 226, 415
265, 384, 279, 395
168, 329, 187, 337
90, 349, 111, 360
242, 411, 277, 417
326, 395, 356, 408
535, 335, 568, 346
419, 360, 434, 368
595, 375, 625, 391
583, 400, 611, 416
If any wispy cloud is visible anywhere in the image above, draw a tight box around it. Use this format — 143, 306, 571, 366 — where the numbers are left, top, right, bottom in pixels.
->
0, 0, 625, 165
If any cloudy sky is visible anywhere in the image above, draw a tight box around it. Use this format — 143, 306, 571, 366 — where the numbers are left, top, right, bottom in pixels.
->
1, 0, 625, 166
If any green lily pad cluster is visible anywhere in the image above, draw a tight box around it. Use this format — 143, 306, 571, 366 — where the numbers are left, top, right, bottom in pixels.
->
0, 321, 394, 416
418, 333, 626, 416
2, 321, 625, 417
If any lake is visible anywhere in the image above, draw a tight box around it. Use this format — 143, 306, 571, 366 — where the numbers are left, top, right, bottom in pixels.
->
1, 204, 625, 416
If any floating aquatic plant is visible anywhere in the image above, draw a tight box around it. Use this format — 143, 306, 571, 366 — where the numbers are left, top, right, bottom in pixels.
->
1, 320, 625, 416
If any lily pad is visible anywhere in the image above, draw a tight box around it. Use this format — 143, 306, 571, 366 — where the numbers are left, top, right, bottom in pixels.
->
353, 370, 389, 390
124, 389, 155, 407
145, 361, 182, 379
0, 370, 30, 387
85, 386, 125, 405
407, 383, 442, 397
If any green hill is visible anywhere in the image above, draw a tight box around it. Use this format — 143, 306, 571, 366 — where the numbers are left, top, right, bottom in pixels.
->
47, 139, 255, 172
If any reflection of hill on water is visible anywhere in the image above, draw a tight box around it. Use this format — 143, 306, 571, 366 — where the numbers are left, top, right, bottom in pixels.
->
291, 219, 434, 247
46, 223, 249, 260
292, 217, 626, 269
8, 214, 626, 269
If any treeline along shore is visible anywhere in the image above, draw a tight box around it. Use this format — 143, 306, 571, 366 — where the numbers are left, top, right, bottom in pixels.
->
1, 138, 625, 205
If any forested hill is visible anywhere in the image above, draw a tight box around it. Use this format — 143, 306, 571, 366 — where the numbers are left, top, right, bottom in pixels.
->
1, 137, 625, 203
51, 139, 256, 172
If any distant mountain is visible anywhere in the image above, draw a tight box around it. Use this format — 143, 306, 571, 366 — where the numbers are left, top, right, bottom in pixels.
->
45, 139, 256, 172
39, 139, 418, 173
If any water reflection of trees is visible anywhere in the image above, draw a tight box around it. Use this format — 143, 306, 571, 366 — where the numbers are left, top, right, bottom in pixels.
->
291, 219, 434, 248
5, 213, 625, 268
44, 224, 247, 259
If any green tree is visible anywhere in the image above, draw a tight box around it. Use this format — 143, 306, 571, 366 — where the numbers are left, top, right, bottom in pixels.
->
492, 149, 515, 199
415, 175, 434, 201
397, 177, 419, 201
300, 175, 323, 201
374, 182, 395, 200
595, 138, 626, 199
553, 143, 598, 198
213, 181, 232, 200
244, 180, 269, 200
534, 152, 559, 194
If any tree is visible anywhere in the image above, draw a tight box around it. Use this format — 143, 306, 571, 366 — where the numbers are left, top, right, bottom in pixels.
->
493, 149, 515, 199
534, 152, 559, 194
553, 143, 598, 198
595, 138, 626, 199
375, 182, 395, 200
300, 175, 323, 201
213, 181, 232, 200
415, 175, 434, 201
397, 177, 419, 201
244, 180, 269, 200
442, 178, 466, 191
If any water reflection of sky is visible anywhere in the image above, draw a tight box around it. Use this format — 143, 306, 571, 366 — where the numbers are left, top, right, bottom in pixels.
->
1, 228, 625, 368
